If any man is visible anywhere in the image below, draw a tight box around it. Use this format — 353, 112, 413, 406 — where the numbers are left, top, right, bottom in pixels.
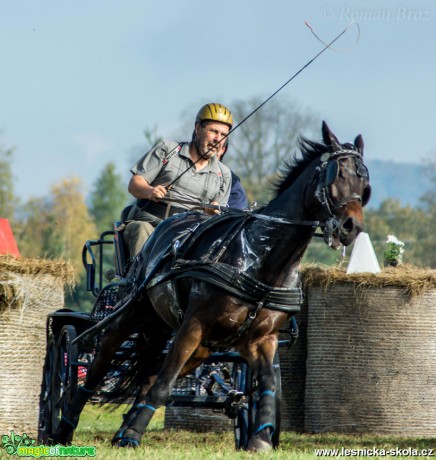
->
124, 103, 233, 257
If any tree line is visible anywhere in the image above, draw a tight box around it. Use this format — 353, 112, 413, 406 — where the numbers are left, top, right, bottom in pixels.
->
1, 98, 435, 311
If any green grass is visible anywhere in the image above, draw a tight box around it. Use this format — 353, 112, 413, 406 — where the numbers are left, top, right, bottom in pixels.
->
65, 404, 435, 459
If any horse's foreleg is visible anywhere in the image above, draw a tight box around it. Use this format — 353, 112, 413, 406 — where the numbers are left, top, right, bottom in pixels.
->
243, 336, 279, 452
114, 318, 203, 447
111, 332, 168, 447
54, 310, 137, 444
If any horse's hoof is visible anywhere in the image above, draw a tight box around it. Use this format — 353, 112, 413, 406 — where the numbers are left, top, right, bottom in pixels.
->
112, 437, 140, 448
247, 438, 273, 452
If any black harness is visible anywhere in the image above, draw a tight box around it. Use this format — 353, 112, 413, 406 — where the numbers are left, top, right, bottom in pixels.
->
146, 211, 303, 321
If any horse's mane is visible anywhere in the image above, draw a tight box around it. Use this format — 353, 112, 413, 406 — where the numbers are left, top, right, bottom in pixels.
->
271, 136, 330, 197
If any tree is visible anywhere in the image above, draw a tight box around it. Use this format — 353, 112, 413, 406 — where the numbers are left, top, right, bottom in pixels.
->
50, 178, 99, 311
227, 96, 319, 204
16, 196, 63, 258
89, 162, 130, 235
49, 178, 97, 270
16, 177, 98, 310
0, 137, 16, 220
18, 177, 97, 271
414, 151, 436, 267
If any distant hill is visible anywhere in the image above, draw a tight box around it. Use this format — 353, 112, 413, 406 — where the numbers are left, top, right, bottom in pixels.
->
365, 160, 433, 209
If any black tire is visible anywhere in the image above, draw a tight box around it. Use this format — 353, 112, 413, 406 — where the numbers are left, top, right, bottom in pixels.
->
233, 353, 282, 450
38, 334, 58, 443
39, 325, 79, 442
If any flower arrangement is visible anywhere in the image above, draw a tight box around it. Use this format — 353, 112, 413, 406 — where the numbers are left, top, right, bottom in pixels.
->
384, 234, 405, 266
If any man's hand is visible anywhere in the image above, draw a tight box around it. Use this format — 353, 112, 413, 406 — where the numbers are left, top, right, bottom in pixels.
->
148, 185, 168, 202
205, 201, 221, 215
128, 175, 168, 202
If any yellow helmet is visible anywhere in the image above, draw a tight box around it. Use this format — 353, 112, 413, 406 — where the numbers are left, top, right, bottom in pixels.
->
195, 103, 233, 129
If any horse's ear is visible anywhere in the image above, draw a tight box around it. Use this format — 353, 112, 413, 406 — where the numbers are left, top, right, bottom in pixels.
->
322, 121, 341, 151
354, 134, 364, 155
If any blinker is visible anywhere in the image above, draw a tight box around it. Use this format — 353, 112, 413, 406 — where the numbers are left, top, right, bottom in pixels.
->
325, 160, 339, 186
356, 158, 369, 178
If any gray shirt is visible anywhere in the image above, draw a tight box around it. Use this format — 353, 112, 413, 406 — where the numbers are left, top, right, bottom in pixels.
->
129, 140, 231, 218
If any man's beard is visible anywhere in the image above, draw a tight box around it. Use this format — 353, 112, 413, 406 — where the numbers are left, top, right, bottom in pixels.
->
195, 138, 214, 159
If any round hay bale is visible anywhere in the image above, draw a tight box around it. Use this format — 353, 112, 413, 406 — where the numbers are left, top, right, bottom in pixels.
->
278, 300, 307, 432
303, 265, 436, 436
164, 369, 231, 432
164, 406, 231, 432
0, 256, 74, 438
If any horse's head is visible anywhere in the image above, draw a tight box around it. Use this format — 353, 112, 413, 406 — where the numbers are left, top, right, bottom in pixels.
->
305, 122, 371, 249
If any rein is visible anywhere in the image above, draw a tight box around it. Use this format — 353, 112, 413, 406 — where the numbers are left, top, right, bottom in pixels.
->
158, 196, 322, 228
159, 146, 368, 234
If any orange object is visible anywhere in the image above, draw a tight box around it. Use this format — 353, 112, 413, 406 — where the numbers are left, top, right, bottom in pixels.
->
0, 218, 20, 257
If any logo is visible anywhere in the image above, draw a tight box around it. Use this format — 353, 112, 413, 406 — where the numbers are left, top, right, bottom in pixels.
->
0, 432, 96, 457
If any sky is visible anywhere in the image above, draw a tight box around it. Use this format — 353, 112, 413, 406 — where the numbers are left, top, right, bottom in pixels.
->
1, 0, 435, 202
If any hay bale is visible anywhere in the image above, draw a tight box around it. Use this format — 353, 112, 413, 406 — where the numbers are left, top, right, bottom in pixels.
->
303, 265, 436, 436
278, 300, 307, 432
164, 368, 232, 432
0, 256, 74, 438
164, 406, 231, 432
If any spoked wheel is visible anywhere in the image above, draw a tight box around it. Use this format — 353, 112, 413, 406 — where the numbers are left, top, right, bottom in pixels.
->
38, 334, 58, 443
232, 352, 282, 450
49, 325, 79, 441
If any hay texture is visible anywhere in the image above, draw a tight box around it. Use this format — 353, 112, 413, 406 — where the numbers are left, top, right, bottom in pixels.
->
0, 256, 74, 438
164, 369, 232, 432
279, 300, 307, 432
164, 406, 231, 432
302, 264, 436, 436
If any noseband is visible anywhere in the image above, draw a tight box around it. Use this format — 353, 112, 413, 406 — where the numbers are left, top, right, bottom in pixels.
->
314, 149, 370, 246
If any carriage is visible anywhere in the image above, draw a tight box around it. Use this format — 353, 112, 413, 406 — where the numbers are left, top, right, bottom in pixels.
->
37, 123, 371, 452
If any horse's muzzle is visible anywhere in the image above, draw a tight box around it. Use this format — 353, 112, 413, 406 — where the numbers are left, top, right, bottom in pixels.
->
338, 216, 364, 246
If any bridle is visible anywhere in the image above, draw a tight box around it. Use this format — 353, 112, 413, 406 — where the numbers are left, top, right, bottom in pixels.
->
314, 148, 371, 246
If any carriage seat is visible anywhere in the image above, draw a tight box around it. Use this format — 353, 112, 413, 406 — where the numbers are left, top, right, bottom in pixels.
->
114, 205, 133, 276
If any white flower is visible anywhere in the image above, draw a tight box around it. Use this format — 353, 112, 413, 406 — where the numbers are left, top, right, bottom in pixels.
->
386, 235, 404, 246
384, 234, 405, 264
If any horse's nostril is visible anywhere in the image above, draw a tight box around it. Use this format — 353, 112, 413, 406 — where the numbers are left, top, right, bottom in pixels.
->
342, 217, 355, 233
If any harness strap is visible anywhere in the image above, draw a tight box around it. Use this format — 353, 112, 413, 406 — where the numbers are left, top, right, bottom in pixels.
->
236, 298, 266, 337
147, 259, 302, 314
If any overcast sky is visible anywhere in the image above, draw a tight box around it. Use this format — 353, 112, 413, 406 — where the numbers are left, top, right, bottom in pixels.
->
1, 0, 435, 201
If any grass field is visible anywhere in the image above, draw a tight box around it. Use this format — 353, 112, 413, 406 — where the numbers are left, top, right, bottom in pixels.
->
63, 404, 435, 459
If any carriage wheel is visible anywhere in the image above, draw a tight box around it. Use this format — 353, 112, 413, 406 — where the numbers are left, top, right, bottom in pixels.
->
49, 325, 79, 439
38, 334, 58, 443
233, 352, 282, 450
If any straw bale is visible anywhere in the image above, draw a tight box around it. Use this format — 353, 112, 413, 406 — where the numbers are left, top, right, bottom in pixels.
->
300, 263, 436, 297
0, 257, 71, 438
304, 268, 436, 436
164, 406, 231, 432
0, 255, 74, 313
279, 300, 307, 432
164, 370, 232, 432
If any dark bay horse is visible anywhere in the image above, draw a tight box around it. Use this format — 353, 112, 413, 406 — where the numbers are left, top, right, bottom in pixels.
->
54, 122, 371, 451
